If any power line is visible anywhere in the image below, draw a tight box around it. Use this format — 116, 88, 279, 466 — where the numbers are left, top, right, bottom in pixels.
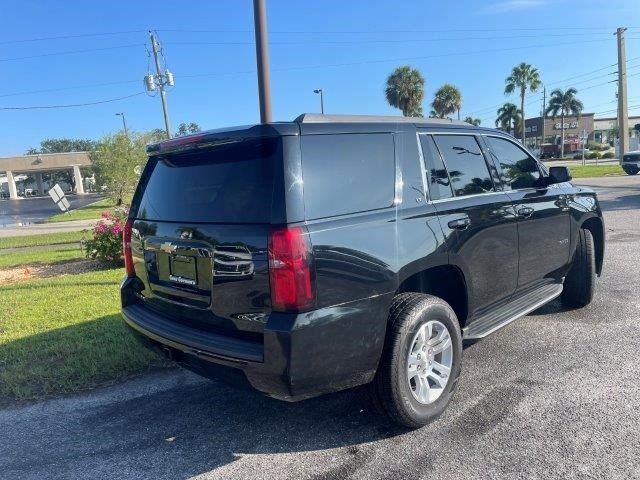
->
466, 56, 640, 117
160, 26, 629, 35
0, 92, 144, 110
0, 30, 146, 45
0, 44, 144, 62
0, 80, 140, 98
165, 32, 617, 47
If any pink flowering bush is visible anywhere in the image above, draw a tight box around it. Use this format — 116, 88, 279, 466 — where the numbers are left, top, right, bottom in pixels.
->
83, 206, 129, 265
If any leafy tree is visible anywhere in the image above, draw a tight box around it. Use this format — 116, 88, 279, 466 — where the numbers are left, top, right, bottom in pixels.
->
464, 116, 481, 126
26, 138, 97, 155
91, 131, 150, 206
495, 103, 521, 134
504, 63, 541, 144
431, 84, 462, 119
176, 122, 201, 137
544, 88, 584, 158
385, 66, 425, 117
148, 128, 169, 142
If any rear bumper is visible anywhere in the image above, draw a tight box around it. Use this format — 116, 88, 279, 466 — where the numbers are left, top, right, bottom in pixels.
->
121, 283, 392, 401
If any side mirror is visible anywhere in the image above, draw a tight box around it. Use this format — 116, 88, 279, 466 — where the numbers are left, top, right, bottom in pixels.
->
548, 166, 572, 184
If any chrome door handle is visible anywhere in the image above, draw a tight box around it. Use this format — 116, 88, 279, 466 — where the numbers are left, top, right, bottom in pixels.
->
448, 216, 471, 230
517, 206, 534, 218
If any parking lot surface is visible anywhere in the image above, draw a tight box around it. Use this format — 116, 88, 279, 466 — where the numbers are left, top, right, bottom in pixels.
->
1, 175, 638, 480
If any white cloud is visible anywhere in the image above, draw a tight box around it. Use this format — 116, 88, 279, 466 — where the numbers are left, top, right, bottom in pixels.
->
483, 0, 545, 13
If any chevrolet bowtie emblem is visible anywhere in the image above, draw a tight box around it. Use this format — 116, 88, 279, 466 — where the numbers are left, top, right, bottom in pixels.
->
160, 242, 177, 254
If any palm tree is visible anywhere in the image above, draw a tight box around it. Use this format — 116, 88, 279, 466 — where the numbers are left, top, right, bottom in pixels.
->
431, 84, 462, 119
464, 116, 481, 126
385, 66, 425, 117
545, 88, 584, 158
504, 63, 541, 144
495, 103, 521, 134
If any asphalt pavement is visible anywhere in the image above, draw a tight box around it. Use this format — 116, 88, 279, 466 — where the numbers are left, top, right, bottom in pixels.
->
1, 175, 639, 480
0, 194, 102, 227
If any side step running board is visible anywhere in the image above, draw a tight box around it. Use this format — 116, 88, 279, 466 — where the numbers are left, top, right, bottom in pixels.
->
463, 283, 563, 340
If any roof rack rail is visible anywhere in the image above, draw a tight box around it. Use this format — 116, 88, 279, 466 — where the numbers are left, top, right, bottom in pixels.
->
294, 113, 470, 126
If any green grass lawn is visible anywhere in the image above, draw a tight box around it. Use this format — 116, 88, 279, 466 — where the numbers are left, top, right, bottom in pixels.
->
0, 268, 162, 402
0, 230, 87, 249
568, 164, 625, 178
0, 243, 85, 269
47, 198, 115, 223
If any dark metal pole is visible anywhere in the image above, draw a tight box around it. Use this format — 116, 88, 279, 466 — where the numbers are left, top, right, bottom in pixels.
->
314, 89, 324, 114
253, 0, 272, 123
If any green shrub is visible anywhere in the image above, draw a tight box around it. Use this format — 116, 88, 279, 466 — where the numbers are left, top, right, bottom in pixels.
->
587, 151, 602, 159
588, 143, 609, 152
601, 151, 615, 159
83, 207, 128, 265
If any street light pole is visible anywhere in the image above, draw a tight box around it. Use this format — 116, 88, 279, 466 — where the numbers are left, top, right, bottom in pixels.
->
115, 112, 129, 138
313, 89, 324, 114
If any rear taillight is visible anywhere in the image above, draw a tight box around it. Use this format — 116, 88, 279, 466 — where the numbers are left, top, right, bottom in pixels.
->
123, 219, 135, 278
268, 226, 316, 312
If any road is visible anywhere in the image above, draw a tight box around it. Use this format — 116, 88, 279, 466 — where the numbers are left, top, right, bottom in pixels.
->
0, 194, 102, 227
1, 176, 639, 480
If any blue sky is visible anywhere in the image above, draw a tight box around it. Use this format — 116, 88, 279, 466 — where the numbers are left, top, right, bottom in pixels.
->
1, 0, 639, 155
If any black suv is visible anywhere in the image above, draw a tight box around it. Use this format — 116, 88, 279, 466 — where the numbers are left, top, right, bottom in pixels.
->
122, 114, 604, 427
622, 151, 640, 175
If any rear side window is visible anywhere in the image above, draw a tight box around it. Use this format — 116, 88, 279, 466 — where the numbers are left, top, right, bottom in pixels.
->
301, 133, 395, 219
419, 134, 453, 200
134, 138, 278, 223
433, 135, 494, 197
485, 136, 541, 190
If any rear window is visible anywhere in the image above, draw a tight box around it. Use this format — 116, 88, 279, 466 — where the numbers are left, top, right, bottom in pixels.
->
301, 133, 395, 219
134, 137, 279, 223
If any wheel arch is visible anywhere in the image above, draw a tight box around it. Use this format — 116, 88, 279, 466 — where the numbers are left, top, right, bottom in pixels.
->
396, 265, 469, 328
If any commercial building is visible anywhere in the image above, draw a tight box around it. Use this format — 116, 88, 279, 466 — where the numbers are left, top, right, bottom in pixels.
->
0, 152, 90, 200
523, 113, 594, 148
522, 114, 640, 148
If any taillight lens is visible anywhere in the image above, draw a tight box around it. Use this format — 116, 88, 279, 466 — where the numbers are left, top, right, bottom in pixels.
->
123, 219, 135, 278
268, 226, 316, 312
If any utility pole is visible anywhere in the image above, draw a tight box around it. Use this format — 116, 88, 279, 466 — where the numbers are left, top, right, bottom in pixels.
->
615, 27, 629, 157
146, 31, 173, 138
253, 0, 272, 123
115, 112, 129, 138
314, 89, 324, 114
541, 87, 546, 146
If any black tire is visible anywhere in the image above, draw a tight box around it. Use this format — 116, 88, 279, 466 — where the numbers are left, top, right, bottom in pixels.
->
624, 168, 639, 176
371, 293, 463, 428
561, 228, 596, 308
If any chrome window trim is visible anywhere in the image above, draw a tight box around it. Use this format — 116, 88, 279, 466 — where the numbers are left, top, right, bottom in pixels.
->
419, 132, 499, 201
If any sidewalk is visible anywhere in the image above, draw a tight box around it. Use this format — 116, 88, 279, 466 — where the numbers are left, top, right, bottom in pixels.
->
0, 219, 97, 238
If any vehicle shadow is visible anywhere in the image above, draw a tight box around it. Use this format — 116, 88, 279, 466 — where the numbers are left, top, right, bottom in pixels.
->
1, 315, 406, 479
82, 376, 402, 477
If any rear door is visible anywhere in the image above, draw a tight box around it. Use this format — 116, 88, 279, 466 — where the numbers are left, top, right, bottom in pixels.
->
129, 136, 281, 339
483, 135, 571, 290
424, 133, 519, 317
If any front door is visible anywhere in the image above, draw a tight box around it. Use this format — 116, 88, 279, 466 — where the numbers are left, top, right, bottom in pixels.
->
421, 133, 519, 318
483, 135, 571, 290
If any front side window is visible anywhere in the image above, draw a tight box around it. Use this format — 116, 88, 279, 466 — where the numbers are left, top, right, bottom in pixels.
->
485, 136, 542, 190
432, 135, 494, 197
